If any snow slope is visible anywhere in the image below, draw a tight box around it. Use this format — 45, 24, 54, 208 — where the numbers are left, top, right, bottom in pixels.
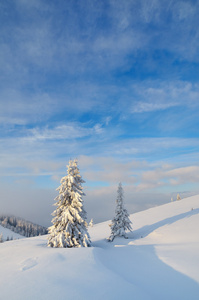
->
0, 224, 24, 241
0, 195, 199, 300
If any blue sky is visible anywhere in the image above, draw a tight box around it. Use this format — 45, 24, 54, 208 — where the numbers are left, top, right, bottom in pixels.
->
1, 0, 199, 226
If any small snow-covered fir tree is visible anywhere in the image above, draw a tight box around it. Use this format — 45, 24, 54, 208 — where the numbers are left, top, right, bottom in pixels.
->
89, 218, 94, 227
48, 159, 91, 248
0, 233, 3, 243
108, 182, 132, 242
177, 193, 181, 201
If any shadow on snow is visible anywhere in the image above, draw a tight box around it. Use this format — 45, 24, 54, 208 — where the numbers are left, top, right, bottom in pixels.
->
91, 208, 199, 299
131, 208, 199, 240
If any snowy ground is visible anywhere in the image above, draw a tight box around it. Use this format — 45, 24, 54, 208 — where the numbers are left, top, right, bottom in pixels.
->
0, 195, 199, 300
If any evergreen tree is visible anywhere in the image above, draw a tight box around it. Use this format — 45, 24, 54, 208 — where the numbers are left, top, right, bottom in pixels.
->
0, 233, 3, 243
48, 159, 91, 248
108, 182, 132, 242
89, 218, 94, 227
177, 193, 181, 201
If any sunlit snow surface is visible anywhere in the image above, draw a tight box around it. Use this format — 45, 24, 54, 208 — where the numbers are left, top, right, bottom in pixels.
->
0, 195, 199, 299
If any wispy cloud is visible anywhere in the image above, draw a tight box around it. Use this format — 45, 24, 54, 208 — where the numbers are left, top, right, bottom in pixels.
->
79, 154, 199, 193
1, 80, 199, 131
0, 89, 59, 125
1, 0, 199, 226
1, 0, 199, 85
0, 121, 106, 177
132, 101, 177, 113
1, 134, 199, 178
131, 81, 199, 113
136, 165, 199, 191
29, 123, 103, 141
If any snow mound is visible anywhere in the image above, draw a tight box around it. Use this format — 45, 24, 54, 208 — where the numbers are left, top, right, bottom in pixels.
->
0, 195, 199, 299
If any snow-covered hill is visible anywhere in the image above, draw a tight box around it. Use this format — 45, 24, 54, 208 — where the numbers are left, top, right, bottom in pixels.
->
0, 224, 24, 241
0, 195, 199, 300
0, 215, 47, 237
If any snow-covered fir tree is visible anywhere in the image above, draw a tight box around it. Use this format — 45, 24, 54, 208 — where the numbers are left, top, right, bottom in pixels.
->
108, 182, 132, 242
89, 218, 94, 227
48, 159, 91, 248
177, 193, 181, 201
0, 233, 3, 243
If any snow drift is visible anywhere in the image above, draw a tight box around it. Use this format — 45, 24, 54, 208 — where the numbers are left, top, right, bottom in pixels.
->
0, 195, 199, 299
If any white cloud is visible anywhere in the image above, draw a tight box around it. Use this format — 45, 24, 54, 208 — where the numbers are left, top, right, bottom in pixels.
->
0, 121, 107, 177
166, 166, 199, 185
131, 81, 199, 113
1, 80, 198, 133
80, 154, 199, 194
110, 137, 199, 158
1, 134, 199, 180
29, 124, 93, 141
132, 101, 177, 113
0, 83, 115, 126
28, 122, 104, 141
136, 165, 199, 191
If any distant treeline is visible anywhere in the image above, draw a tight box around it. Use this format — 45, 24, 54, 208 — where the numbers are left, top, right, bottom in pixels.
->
0, 215, 48, 237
